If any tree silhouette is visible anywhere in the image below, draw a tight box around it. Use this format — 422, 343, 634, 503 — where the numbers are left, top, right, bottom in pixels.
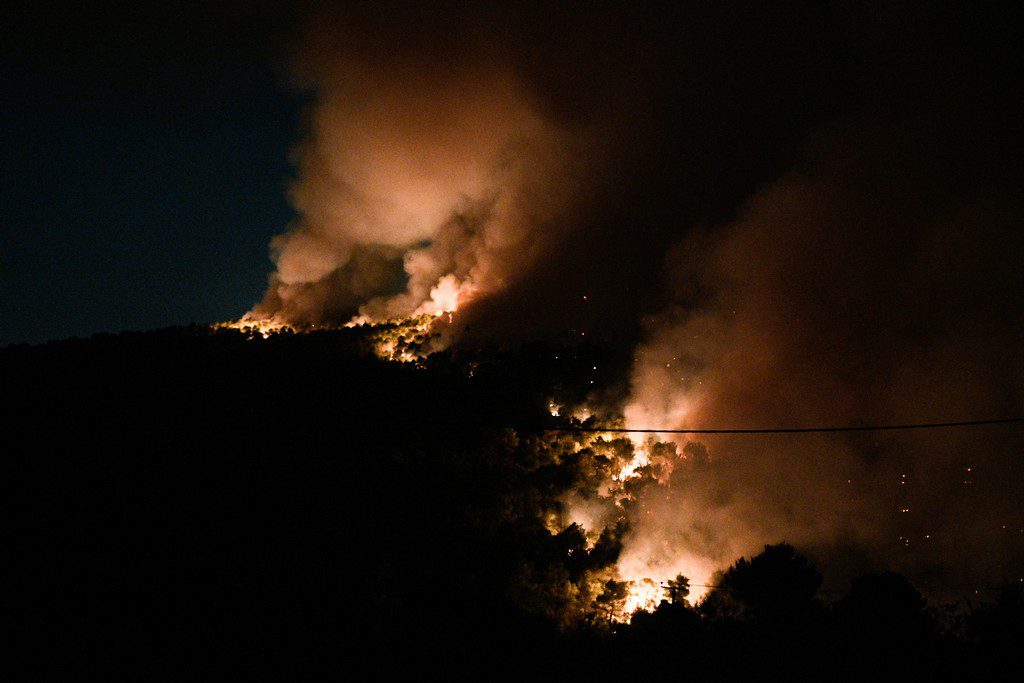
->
835, 572, 932, 640
665, 573, 690, 604
701, 543, 822, 622
966, 583, 1024, 654
595, 579, 629, 623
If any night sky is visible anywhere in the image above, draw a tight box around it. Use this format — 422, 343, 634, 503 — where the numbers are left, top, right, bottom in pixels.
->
1, 4, 303, 345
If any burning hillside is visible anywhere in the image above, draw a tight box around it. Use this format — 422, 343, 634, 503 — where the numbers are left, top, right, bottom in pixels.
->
212, 313, 711, 620
8, 1, 1024, 675
225, 2, 1024, 623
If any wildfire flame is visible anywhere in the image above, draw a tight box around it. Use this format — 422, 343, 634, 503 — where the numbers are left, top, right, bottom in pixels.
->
621, 578, 665, 616
220, 308, 449, 364
215, 317, 295, 339
546, 419, 713, 623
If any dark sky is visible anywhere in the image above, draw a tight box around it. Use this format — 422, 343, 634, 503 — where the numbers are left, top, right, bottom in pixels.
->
1, 3, 303, 345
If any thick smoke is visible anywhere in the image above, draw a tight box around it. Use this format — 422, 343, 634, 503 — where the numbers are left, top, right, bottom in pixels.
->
245, 3, 1023, 597
248, 10, 580, 327
618, 112, 1024, 595
247, 3, 849, 341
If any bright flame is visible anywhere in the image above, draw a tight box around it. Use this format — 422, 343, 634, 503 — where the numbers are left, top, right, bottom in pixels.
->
221, 303, 452, 362
616, 545, 718, 608
614, 444, 650, 481
620, 578, 665, 617
543, 414, 719, 623
359, 312, 443, 362
215, 317, 293, 339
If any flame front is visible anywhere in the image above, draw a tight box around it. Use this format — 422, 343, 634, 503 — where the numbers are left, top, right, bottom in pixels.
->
215, 317, 294, 339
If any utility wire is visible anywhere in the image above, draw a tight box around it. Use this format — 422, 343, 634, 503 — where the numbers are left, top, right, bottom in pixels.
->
536, 417, 1024, 435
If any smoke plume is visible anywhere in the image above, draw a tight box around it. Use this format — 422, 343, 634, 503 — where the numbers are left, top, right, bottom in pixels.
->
244, 3, 1023, 597
617, 111, 1024, 596
247, 9, 582, 328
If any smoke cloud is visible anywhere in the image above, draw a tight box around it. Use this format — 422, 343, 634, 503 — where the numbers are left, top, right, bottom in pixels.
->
244, 3, 1023, 596
248, 8, 583, 328
247, 3, 851, 342
618, 111, 1024, 595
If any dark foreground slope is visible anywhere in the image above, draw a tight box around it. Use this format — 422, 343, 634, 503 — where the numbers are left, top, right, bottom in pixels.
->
6, 325, 626, 675
5, 327, 1022, 679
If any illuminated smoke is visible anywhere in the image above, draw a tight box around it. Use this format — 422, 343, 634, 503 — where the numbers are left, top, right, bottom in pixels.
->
613, 116, 1024, 600
245, 14, 576, 330
236, 5, 1023, 617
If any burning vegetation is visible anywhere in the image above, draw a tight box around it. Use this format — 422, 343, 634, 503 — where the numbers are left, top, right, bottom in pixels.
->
218, 309, 699, 622
208, 310, 1024, 630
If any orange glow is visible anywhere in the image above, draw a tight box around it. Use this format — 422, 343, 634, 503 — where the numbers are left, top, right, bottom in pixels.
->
215, 317, 294, 339
620, 578, 665, 618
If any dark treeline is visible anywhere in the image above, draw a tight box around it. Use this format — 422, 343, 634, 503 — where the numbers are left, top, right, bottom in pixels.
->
5, 326, 1022, 678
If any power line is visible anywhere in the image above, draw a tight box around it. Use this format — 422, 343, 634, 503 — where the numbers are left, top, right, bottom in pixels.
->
537, 417, 1024, 435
